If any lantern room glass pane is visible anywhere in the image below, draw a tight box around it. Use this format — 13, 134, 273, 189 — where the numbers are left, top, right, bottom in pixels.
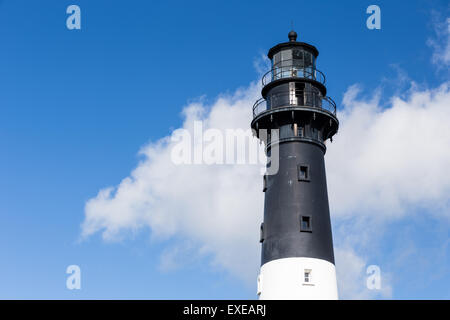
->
293, 49, 303, 60
304, 52, 313, 67
304, 52, 313, 79
280, 50, 292, 79
281, 49, 292, 63
273, 52, 281, 66
273, 53, 281, 80
292, 49, 304, 78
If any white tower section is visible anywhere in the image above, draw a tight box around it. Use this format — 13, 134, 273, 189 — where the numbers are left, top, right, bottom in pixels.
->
258, 257, 338, 300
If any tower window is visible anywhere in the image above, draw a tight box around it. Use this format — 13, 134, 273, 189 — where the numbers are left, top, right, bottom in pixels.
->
304, 269, 312, 283
263, 175, 267, 192
300, 216, 312, 232
298, 164, 310, 181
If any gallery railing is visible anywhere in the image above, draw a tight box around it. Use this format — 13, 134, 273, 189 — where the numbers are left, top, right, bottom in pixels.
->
253, 90, 336, 118
262, 60, 326, 86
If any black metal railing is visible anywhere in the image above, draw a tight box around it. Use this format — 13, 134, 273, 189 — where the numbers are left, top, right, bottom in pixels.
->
262, 60, 326, 86
253, 90, 336, 118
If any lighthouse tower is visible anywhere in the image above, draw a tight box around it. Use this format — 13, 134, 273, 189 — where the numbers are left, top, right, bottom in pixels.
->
252, 31, 339, 300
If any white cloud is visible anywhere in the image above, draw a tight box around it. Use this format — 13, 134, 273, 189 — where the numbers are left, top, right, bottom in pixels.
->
428, 14, 450, 68
82, 82, 265, 284
327, 82, 450, 220
158, 241, 203, 272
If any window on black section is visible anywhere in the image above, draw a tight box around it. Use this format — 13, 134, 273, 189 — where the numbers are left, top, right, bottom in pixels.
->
298, 164, 310, 181
263, 175, 267, 192
300, 216, 312, 232
302, 217, 310, 229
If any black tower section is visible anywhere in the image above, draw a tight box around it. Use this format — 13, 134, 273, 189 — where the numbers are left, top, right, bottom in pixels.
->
251, 31, 339, 266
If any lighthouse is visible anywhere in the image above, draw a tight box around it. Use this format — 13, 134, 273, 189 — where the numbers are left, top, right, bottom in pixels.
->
252, 31, 339, 300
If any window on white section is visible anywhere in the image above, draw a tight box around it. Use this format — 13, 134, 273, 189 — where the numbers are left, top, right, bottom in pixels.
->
304, 269, 312, 283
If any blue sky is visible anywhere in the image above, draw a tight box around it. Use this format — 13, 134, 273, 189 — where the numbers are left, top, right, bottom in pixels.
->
0, 0, 449, 299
